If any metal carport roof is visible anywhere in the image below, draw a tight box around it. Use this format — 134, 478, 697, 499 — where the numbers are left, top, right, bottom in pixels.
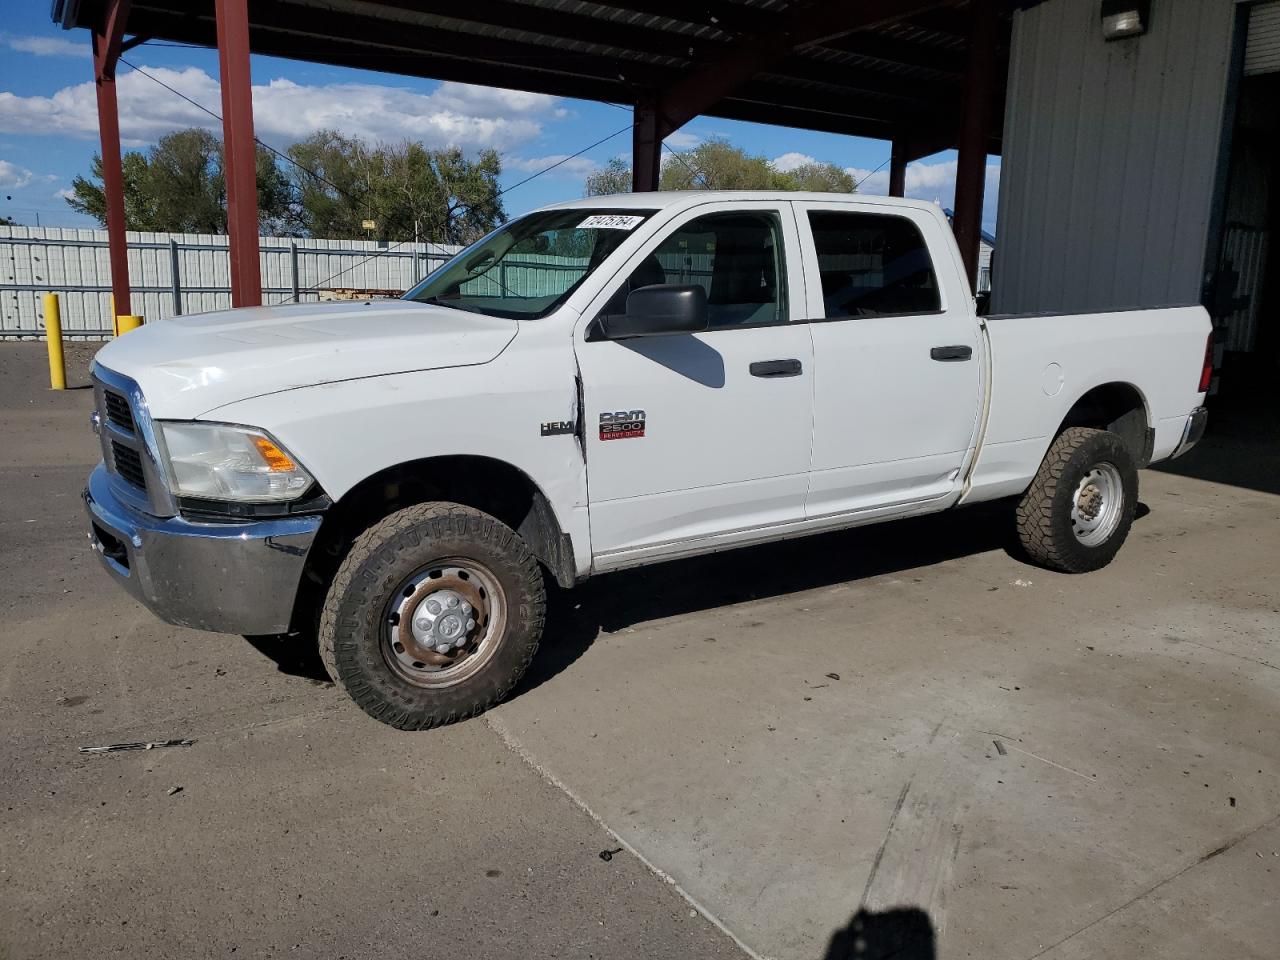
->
54, 0, 1010, 152
52, 0, 1011, 311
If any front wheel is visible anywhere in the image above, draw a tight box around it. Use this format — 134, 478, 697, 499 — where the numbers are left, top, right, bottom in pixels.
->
1015, 427, 1138, 573
319, 502, 545, 729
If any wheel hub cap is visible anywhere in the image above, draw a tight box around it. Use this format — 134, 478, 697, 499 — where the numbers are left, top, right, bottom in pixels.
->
1069, 462, 1124, 547
411, 589, 476, 652
387, 565, 497, 678
1076, 484, 1103, 521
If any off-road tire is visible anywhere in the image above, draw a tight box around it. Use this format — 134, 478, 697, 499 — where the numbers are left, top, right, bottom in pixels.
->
1015, 427, 1138, 574
319, 502, 545, 729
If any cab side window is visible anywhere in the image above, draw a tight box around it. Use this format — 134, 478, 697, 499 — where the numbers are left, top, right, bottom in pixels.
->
604, 211, 788, 330
807, 211, 940, 318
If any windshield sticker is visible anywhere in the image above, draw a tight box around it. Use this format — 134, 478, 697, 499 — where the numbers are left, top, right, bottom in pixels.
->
577, 214, 645, 231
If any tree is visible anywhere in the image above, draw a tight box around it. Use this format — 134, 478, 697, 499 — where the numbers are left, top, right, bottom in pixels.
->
583, 138, 857, 195
660, 138, 776, 190
585, 157, 633, 197
775, 161, 856, 192
64, 128, 291, 233
287, 131, 504, 244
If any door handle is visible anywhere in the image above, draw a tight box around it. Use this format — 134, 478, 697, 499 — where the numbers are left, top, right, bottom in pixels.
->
930, 345, 973, 362
750, 359, 803, 378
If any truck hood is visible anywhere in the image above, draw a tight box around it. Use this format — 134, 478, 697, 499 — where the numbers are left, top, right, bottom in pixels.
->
93, 299, 519, 419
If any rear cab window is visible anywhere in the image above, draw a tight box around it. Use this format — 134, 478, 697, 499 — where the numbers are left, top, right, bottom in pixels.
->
803, 210, 941, 319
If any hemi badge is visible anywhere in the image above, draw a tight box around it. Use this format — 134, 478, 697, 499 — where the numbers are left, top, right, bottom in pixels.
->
540, 420, 575, 437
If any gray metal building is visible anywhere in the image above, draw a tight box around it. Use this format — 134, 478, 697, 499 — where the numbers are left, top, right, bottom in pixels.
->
994, 0, 1280, 396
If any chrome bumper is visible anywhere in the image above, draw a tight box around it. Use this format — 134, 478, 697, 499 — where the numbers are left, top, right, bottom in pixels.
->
83, 463, 323, 635
1170, 406, 1209, 459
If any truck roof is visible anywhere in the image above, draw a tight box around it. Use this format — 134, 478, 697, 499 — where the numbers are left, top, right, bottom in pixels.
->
540, 191, 944, 214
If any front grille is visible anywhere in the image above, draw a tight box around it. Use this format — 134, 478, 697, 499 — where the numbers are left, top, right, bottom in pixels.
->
111, 440, 147, 490
103, 390, 134, 432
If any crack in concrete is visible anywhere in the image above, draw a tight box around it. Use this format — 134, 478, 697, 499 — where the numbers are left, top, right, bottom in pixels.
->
1023, 812, 1280, 959
485, 712, 766, 960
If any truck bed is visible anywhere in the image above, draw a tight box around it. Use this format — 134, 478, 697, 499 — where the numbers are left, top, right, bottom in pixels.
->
962, 304, 1211, 503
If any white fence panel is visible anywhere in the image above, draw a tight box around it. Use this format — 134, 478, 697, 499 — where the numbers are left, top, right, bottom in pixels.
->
1, 226, 460, 337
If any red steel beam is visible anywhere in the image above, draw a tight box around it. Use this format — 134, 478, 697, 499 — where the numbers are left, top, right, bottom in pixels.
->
91, 0, 132, 318
215, 0, 262, 306
952, 0, 998, 288
656, 0, 953, 137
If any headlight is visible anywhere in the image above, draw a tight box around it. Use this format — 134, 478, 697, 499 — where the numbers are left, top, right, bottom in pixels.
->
156, 422, 314, 502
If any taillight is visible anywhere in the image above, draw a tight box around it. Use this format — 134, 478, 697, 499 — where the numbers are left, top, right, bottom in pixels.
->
1198, 333, 1214, 393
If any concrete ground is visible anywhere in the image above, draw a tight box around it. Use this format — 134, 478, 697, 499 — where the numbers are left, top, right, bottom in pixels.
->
2, 340, 1277, 960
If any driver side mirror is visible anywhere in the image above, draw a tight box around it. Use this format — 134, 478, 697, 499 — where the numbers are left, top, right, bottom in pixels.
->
598, 284, 709, 340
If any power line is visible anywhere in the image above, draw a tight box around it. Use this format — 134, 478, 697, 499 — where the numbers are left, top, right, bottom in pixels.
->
500, 124, 634, 196
852, 155, 892, 190
112, 57, 638, 298
121, 56, 632, 296
301, 122, 633, 297
119, 58, 360, 207
661, 142, 712, 189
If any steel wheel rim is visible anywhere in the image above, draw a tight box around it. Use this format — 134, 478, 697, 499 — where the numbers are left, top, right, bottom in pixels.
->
381, 558, 507, 688
1069, 462, 1124, 547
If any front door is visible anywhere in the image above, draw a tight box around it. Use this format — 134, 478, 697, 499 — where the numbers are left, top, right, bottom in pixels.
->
576, 202, 815, 566
794, 201, 984, 517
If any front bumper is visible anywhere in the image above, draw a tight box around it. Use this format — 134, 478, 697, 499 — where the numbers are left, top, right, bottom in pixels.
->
84, 463, 323, 635
1170, 406, 1209, 459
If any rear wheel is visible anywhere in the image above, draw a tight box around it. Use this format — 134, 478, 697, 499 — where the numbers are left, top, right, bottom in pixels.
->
1015, 427, 1138, 573
319, 502, 545, 729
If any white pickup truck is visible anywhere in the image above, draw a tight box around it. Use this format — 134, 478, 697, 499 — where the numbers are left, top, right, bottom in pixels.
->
84, 192, 1211, 728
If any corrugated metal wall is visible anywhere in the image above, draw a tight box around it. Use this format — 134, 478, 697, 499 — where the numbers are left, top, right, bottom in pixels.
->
993, 0, 1238, 314
0, 226, 460, 337
1245, 0, 1280, 74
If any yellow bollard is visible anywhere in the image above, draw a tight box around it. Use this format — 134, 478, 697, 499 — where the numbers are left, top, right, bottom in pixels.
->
116, 314, 143, 334
42, 293, 67, 391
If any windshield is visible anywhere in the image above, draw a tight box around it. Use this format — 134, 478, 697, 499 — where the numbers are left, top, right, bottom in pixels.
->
404, 208, 658, 320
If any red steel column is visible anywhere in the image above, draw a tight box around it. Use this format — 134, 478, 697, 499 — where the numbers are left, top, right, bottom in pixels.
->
92, 0, 132, 318
632, 94, 664, 192
215, 0, 262, 306
953, 0, 997, 289
888, 139, 908, 197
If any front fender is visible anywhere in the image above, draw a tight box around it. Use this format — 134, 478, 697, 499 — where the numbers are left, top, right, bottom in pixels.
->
205, 327, 591, 578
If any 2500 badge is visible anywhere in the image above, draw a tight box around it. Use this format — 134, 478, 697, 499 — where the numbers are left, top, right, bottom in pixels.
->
599, 410, 646, 441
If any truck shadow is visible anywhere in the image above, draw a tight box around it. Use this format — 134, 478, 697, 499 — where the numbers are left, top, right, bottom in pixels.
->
246, 495, 1154, 692
243, 631, 333, 684
518, 498, 1049, 697
1153, 374, 1280, 496
822, 906, 936, 960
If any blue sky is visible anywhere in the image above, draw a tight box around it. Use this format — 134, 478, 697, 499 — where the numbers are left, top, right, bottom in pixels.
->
1, 4, 999, 234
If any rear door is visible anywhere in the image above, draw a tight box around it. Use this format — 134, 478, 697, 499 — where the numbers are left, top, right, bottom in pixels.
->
794, 201, 984, 517
575, 201, 815, 565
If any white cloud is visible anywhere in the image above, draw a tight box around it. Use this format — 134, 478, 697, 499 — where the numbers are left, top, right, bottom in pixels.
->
771, 151, 816, 173
846, 158, 1001, 212
663, 131, 701, 149
0, 66, 561, 152
505, 153, 600, 177
0, 159, 36, 188
4, 34, 85, 57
